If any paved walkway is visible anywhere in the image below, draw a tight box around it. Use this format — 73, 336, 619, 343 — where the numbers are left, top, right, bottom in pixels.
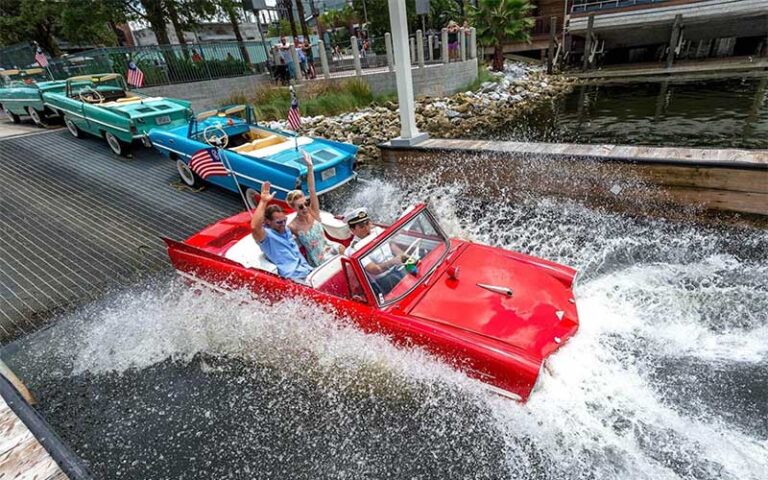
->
0, 117, 55, 140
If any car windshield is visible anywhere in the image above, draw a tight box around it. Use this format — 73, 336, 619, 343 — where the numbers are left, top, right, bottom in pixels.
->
3, 69, 48, 86
359, 209, 450, 305
70, 75, 126, 98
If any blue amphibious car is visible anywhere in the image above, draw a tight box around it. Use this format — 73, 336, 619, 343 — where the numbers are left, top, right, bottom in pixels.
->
148, 105, 357, 202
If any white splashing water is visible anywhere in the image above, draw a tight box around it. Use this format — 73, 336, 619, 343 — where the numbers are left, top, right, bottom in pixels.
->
24, 176, 768, 479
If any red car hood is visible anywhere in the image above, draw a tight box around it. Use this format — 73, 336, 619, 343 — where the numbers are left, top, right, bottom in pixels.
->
408, 244, 579, 360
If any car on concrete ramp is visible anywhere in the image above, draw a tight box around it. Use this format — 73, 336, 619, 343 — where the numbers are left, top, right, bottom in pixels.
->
43, 73, 192, 157
0, 68, 66, 127
148, 105, 358, 201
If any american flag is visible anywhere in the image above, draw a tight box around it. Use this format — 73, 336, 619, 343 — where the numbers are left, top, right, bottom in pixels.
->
34, 47, 48, 67
287, 86, 301, 131
127, 61, 144, 88
189, 148, 229, 179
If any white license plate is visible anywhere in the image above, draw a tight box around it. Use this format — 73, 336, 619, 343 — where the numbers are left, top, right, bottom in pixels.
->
155, 115, 171, 125
320, 167, 336, 181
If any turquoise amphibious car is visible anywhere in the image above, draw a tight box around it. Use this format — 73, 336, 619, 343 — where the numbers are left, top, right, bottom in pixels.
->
42, 73, 192, 156
148, 105, 358, 201
0, 68, 66, 126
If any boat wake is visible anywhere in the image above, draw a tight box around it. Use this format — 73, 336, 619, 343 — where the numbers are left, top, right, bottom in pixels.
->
5, 177, 767, 479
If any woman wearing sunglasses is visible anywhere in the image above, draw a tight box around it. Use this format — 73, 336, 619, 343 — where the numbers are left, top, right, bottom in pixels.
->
285, 151, 344, 267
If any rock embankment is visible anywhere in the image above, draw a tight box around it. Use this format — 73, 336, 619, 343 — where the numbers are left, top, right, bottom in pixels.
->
271, 63, 577, 162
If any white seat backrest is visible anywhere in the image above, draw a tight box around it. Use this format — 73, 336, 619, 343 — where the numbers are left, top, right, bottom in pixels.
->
307, 254, 343, 288
224, 234, 278, 274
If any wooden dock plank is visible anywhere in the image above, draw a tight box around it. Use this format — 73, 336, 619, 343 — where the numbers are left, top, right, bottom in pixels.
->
0, 396, 68, 480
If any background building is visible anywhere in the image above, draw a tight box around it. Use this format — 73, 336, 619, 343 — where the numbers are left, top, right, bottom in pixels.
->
568, 0, 768, 65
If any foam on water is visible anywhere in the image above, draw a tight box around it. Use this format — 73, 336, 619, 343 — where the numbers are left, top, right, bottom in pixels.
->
7, 176, 767, 479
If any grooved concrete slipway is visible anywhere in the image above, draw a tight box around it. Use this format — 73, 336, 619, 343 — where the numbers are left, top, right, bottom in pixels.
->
0, 126, 243, 342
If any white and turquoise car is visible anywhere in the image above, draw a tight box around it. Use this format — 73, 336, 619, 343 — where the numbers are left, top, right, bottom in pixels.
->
0, 68, 66, 126
43, 73, 192, 156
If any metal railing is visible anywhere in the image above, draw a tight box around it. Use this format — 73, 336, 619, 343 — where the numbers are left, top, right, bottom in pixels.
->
0, 43, 35, 70
2, 31, 467, 88
43, 41, 275, 87
571, 0, 669, 13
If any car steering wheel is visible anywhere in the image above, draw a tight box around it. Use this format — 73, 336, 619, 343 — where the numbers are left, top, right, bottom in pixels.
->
79, 86, 104, 104
396, 238, 422, 272
203, 124, 229, 148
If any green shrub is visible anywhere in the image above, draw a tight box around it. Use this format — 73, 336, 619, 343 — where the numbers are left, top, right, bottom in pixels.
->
224, 78, 391, 121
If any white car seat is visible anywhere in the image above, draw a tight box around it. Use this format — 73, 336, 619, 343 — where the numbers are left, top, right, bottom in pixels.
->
224, 234, 279, 274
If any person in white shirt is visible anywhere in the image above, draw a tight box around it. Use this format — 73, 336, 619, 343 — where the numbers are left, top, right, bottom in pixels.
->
343, 208, 407, 295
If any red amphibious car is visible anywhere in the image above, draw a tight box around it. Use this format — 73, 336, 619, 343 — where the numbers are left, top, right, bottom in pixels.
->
165, 202, 579, 401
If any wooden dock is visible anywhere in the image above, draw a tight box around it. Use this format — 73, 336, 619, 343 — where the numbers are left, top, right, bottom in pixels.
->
573, 57, 768, 82
379, 139, 768, 219
0, 361, 91, 479
1, 395, 69, 479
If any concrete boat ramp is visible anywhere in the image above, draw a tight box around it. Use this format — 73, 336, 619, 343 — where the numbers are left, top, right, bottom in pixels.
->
1, 123, 767, 478
380, 138, 768, 219
0, 124, 244, 477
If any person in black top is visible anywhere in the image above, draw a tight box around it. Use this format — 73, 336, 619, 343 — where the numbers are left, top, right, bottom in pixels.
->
302, 40, 316, 79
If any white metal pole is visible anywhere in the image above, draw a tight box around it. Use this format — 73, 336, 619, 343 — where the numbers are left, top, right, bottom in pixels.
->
387, 0, 428, 146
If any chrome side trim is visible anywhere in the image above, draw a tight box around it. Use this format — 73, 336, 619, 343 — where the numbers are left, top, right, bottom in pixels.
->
55, 106, 132, 133
230, 171, 291, 193
152, 143, 190, 158
484, 384, 523, 402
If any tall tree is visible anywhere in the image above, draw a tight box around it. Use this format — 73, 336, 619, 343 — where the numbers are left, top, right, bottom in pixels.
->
165, 0, 188, 45
0, 0, 63, 55
295, 0, 310, 40
126, 0, 172, 45
429, 0, 461, 31
350, 0, 418, 42
279, 0, 299, 40
217, 0, 251, 63
469, 0, 533, 71
59, 0, 124, 47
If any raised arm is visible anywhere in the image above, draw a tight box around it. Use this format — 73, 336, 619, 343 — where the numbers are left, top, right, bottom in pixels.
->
302, 150, 321, 220
251, 182, 274, 243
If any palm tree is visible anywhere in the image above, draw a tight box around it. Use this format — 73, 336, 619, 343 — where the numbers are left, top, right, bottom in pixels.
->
469, 0, 534, 71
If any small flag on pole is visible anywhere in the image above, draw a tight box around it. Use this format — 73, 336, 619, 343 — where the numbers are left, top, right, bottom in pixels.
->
287, 86, 301, 131
34, 47, 48, 67
127, 61, 144, 88
189, 148, 229, 179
